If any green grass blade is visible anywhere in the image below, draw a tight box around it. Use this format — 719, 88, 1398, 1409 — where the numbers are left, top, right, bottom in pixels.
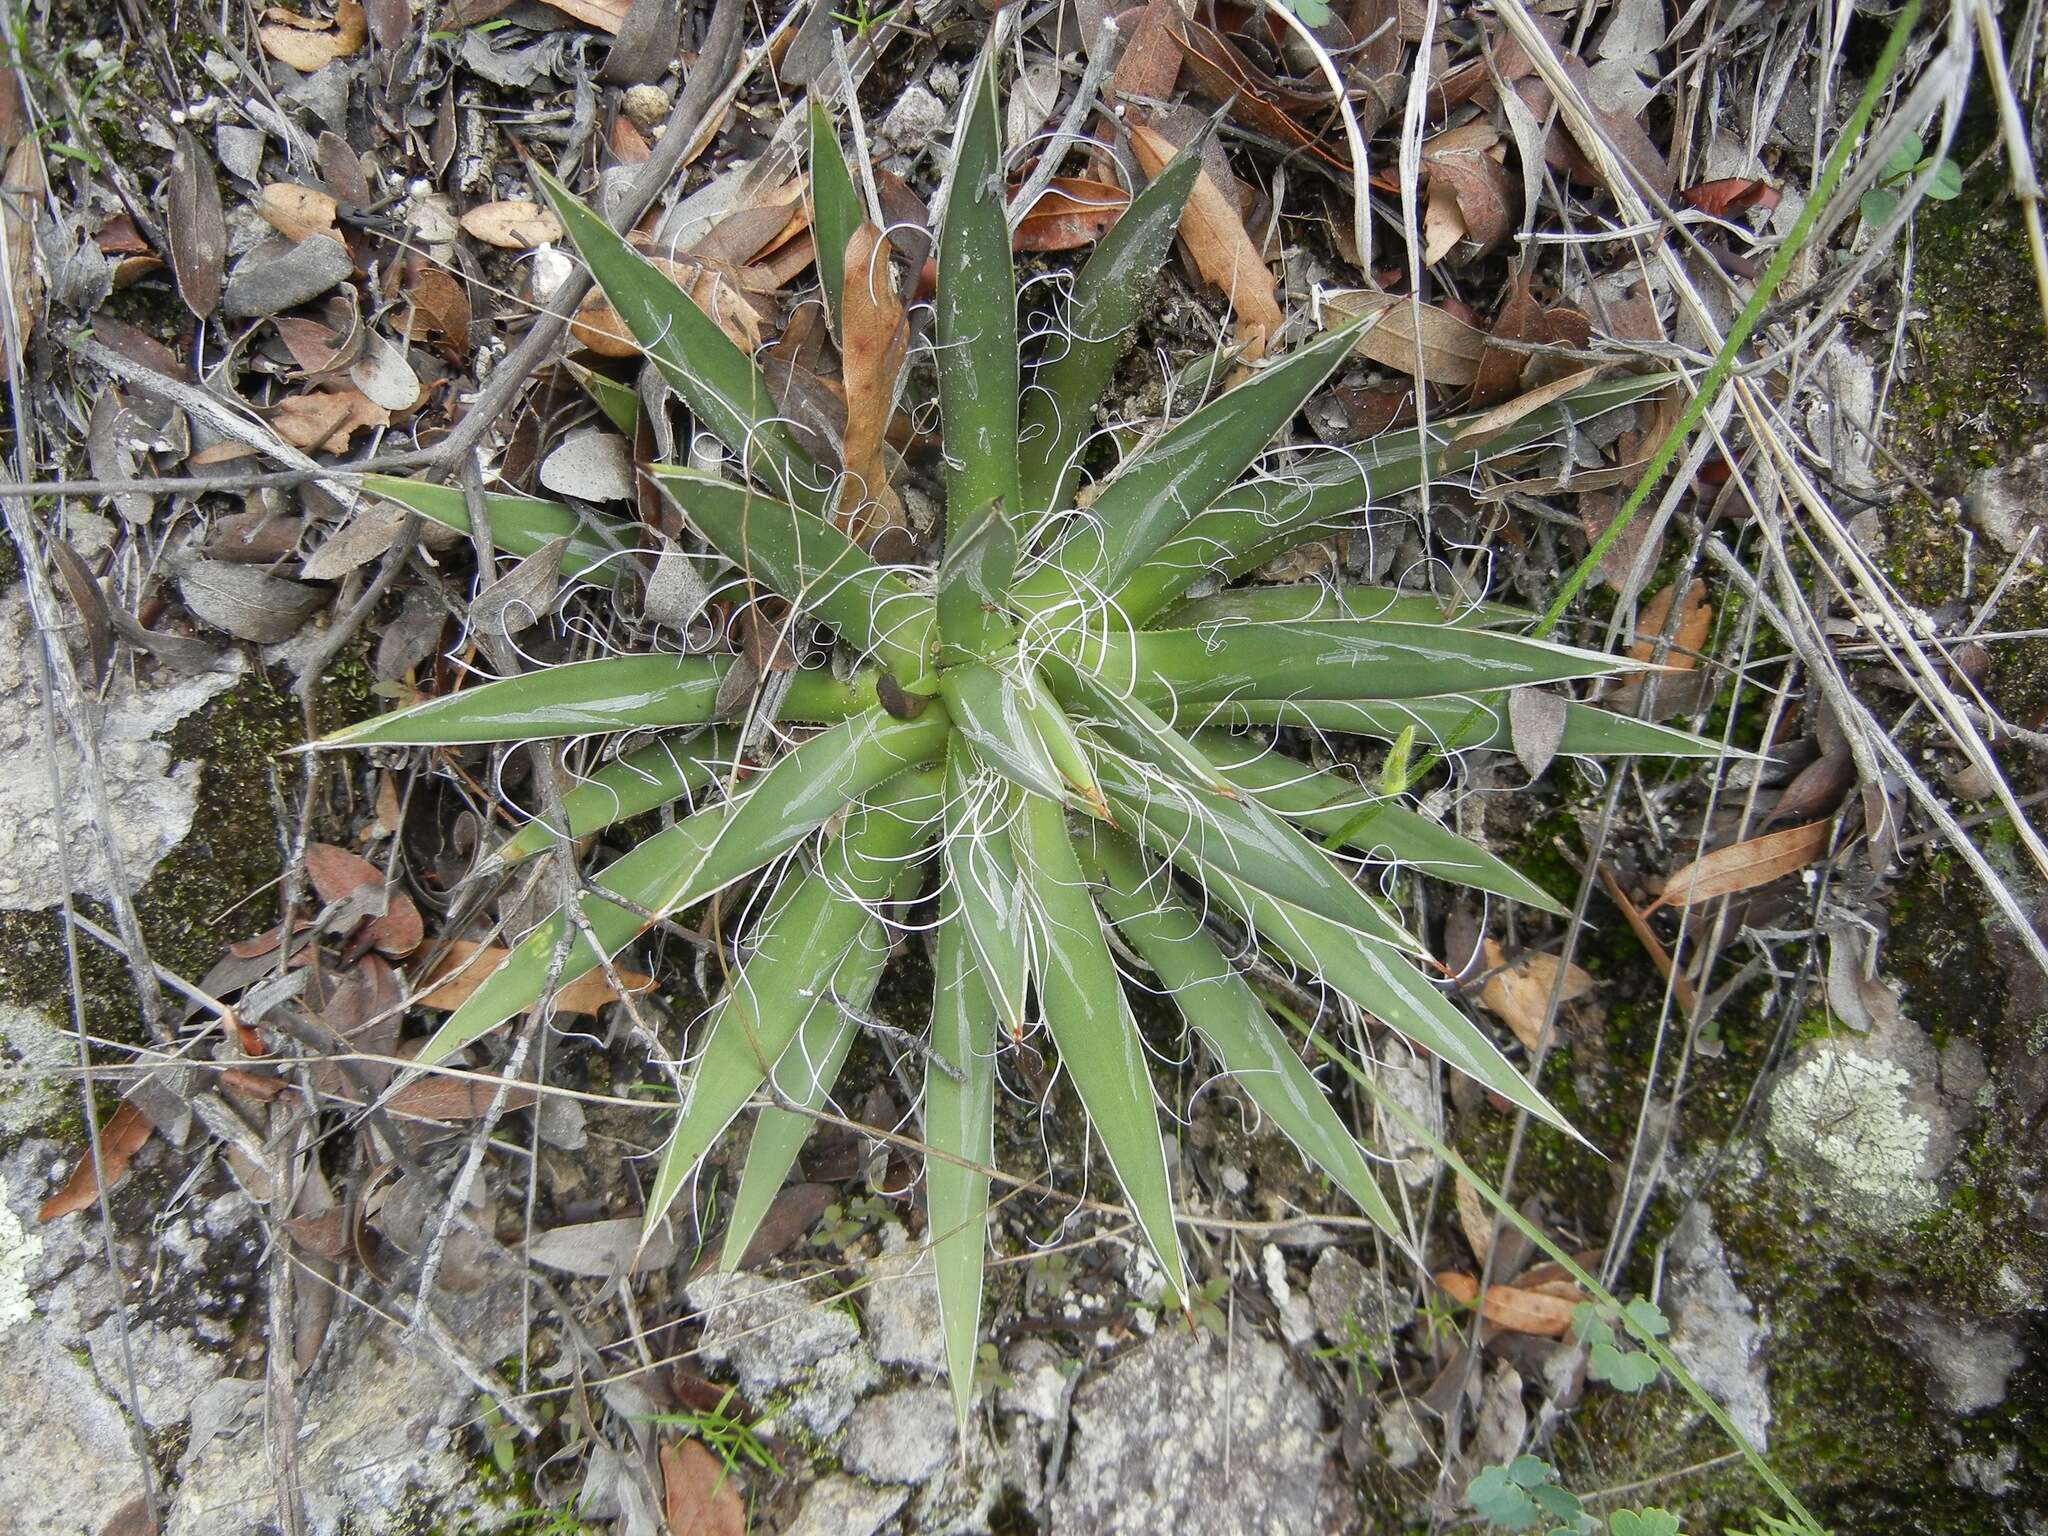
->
496, 729, 743, 867
1013, 794, 1188, 1298
647, 772, 941, 1237
942, 740, 1031, 1036
314, 655, 875, 749
926, 914, 997, 1429
808, 102, 862, 340
416, 710, 950, 1063
1113, 373, 1670, 624
361, 473, 647, 585
935, 49, 1019, 542
720, 863, 924, 1269
1109, 619, 1634, 705
1013, 317, 1368, 602
1084, 826, 1400, 1239
531, 166, 825, 510
649, 464, 934, 682
1190, 696, 1725, 758
1204, 866, 1577, 1139
1191, 734, 1567, 914
1016, 129, 1207, 518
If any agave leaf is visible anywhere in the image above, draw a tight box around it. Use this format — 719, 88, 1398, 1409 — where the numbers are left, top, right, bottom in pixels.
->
1161, 584, 1530, 630
1089, 744, 1423, 958
1013, 317, 1368, 603
1016, 129, 1208, 518
942, 740, 1031, 1037
936, 496, 1019, 656
1013, 794, 1189, 1297
415, 710, 951, 1063
940, 661, 1068, 805
1116, 373, 1671, 624
720, 863, 923, 1269
647, 771, 942, 1237
1191, 733, 1566, 914
315, 655, 874, 749
935, 50, 1019, 540
926, 914, 998, 1427
1101, 619, 1633, 706
566, 359, 640, 436
809, 103, 862, 341
361, 473, 646, 585
496, 729, 743, 867
531, 166, 825, 510
649, 465, 935, 681
1084, 826, 1401, 1238
1193, 695, 1726, 758
1202, 865, 1577, 1138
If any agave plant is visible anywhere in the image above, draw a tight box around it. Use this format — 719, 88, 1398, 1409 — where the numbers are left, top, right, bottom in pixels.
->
323, 54, 1712, 1422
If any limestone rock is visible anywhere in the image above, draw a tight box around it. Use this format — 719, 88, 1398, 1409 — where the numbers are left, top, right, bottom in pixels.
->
687, 1270, 878, 1437
840, 1385, 956, 1484
784, 1474, 907, 1536
1666, 1203, 1771, 1450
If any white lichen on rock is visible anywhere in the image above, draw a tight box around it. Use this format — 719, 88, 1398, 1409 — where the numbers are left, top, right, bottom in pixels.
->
1, 1178, 43, 1334
1767, 1045, 1937, 1223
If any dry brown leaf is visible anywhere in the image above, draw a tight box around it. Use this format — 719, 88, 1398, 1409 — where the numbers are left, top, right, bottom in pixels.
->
1426, 147, 1516, 256
570, 298, 641, 358
401, 265, 470, 355
1435, 1270, 1578, 1336
461, 200, 566, 250
1012, 177, 1130, 253
540, 0, 632, 34
1628, 579, 1712, 670
1130, 124, 1282, 362
661, 1438, 745, 1536
1112, 0, 1185, 121
414, 939, 650, 1014
1469, 270, 1541, 407
1447, 365, 1606, 458
1476, 937, 1594, 1051
1421, 176, 1465, 265
385, 1073, 538, 1122
38, 1101, 154, 1221
1648, 820, 1833, 916
304, 841, 424, 956
165, 130, 223, 320
1595, 863, 1698, 1011
835, 223, 909, 548
259, 182, 340, 243
1324, 289, 1487, 387
1, 135, 44, 361
273, 387, 389, 453
258, 0, 368, 71
1681, 176, 1782, 220
1455, 1173, 1493, 1267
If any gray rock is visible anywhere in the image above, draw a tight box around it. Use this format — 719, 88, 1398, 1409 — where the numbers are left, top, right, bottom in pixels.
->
0, 589, 243, 911
999, 1337, 1072, 1425
879, 84, 948, 151
216, 123, 265, 184
687, 1270, 878, 1436
221, 233, 355, 318
1950, 1443, 2021, 1496
1049, 1319, 1353, 1535
1882, 1303, 2027, 1415
0, 1319, 141, 1536
87, 1315, 225, 1429
1665, 1203, 1771, 1450
1307, 1247, 1413, 1366
840, 1385, 956, 1484
282, 60, 353, 128
864, 1222, 947, 1375
0, 1004, 69, 1135
784, 1473, 907, 1536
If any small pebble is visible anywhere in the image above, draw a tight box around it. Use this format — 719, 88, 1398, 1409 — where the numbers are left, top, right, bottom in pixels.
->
621, 84, 670, 131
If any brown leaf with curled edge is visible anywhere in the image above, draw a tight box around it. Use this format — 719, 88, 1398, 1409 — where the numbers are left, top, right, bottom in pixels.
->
273, 388, 388, 453
165, 130, 223, 319
38, 1101, 154, 1221
1681, 177, 1782, 220
385, 1073, 538, 1122
414, 940, 650, 1014
835, 223, 909, 548
1455, 1173, 1494, 1267
1476, 938, 1594, 1052
259, 0, 368, 72
1112, 0, 1185, 124
661, 1439, 746, 1536
1447, 366, 1606, 461
1595, 863, 1698, 1012
1323, 289, 1486, 387
304, 842, 424, 956
539, 0, 632, 33
1468, 270, 1541, 407
1647, 820, 1833, 916
1627, 579, 1711, 671
461, 200, 566, 250
259, 182, 340, 243
1435, 1270, 1579, 1336
1172, 17, 1347, 170
1130, 124, 1282, 363
1012, 177, 1130, 253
